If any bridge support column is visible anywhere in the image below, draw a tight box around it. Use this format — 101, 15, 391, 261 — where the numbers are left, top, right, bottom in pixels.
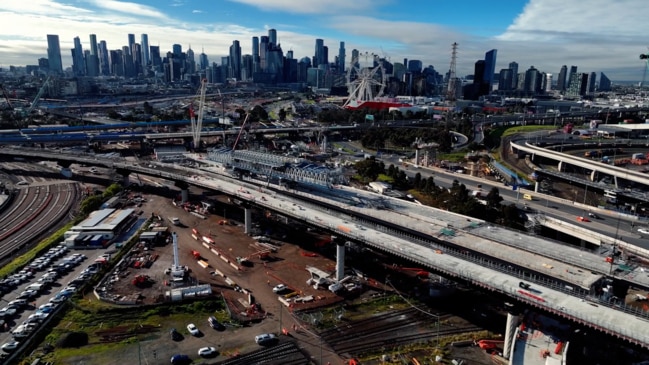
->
534, 182, 539, 193
123, 175, 130, 187
414, 149, 419, 167
244, 207, 252, 235
503, 312, 521, 359
180, 189, 189, 204
590, 170, 596, 182
116, 168, 131, 187
613, 175, 619, 189
334, 237, 345, 282
557, 161, 563, 172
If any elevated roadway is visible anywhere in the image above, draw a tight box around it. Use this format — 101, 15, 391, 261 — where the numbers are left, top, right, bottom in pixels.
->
511, 140, 649, 190
2, 148, 649, 347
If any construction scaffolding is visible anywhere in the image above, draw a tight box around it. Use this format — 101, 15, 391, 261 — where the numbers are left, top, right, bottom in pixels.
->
206, 148, 347, 188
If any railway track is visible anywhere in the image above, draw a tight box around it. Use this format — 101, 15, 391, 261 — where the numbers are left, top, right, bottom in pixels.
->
319, 308, 480, 357
0, 162, 79, 262
215, 341, 310, 365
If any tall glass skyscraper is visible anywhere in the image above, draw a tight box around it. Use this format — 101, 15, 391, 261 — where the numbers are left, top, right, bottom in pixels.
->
483, 49, 497, 91
252, 36, 260, 73
71, 37, 85, 76
141, 34, 150, 66
557, 65, 567, 91
314, 39, 325, 67
46, 34, 63, 74
98, 40, 110, 76
229, 40, 241, 80
86, 34, 99, 77
268, 29, 277, 47
338, 42, 345, 73
508, 62, 518, 90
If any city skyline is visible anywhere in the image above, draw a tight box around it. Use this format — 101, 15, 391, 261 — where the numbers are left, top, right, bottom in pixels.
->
0, 0, 647, 81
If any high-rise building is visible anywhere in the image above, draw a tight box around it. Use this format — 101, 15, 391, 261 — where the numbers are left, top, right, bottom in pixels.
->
122, 46, 135, 77
314, 39, 325, 67
338, 42, 345, 73
71, 37, 85, 77
199, 48, 209, 71
98, 40, 110, 76
557, 65, 567, 91
127, 34, 135, 58
544, 73, 553, 93
323, 46, 329, 67
172, 44, 182, 56
599, 72, 611, 91
109, 49, 123, 76
567, 66, 578, 90
141, 34, 150, 66
587, 72, 597, 93
259, 36, 268, 71
483, 49, 497, 92
523, 66, 541, 94
268, 29, 277, 47
252, 36, 260, 73
228, 40, 241, 80
567, 72, 587, 97
86, 34, 99, 77
508, 62, 518, 90
186, 45, 195, 74
46, 34, 63, 74
150, 46, 161, 68
498, 68, 513, 91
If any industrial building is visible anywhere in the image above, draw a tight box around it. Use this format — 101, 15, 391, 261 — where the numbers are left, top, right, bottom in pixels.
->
64, 208, 136, 247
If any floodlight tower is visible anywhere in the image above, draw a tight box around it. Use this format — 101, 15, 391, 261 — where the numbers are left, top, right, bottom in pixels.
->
446, 42, 458, 102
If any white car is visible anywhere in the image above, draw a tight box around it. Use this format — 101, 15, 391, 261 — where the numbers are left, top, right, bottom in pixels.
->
255, 333, 276, 345
197, 346, 217, 357
1, 341, 19, 352
186, 323, 199, 336
272, 284, 287, 293
638, 228, 649, 237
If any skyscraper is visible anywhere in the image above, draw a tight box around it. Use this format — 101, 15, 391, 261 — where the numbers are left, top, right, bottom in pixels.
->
229, 40, 241, 80
483, 49, 497, 93
567, 66, 578, 90
46, 34, 63, 74
199, 48, 209, 71
338, 42, 345, 73
259, 36, 268, 71
86, 34, 99, 77
599, 72, 611, 91
587, 72, 597, 93
508, 62, 518, 90
98, 40, 110, 76
141, 34, 150, 66
127, 34, 135, 58
268, 29, 277, 47
252, 36, 260, 73
314, 39, 325, 67
498, 68, 513, 91
557, 65, 567, 91
71, 37, 85, 77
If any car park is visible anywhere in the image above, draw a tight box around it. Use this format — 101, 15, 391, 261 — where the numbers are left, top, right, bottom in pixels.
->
0, 307, 17, 318
38, 303, 57, 313
49, 294, 68, 304
255, 333, 277, 345
17, 289, 38, 299
198, 346, 217, 357
7, 299, 28, 308
1, 341, 19, 352
186, 323, 199, 336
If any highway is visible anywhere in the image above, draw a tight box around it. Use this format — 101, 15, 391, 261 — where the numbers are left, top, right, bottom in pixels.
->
2, 147, 649, 346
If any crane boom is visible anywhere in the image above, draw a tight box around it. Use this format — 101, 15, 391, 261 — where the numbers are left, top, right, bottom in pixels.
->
26, 76, 51, 115
190, 78, 207, 150
0, 84, 13, 110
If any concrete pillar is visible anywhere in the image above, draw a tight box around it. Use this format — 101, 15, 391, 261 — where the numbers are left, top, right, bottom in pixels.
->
534, 182, 539, 193
613, 175, 618, 189
414, 149, 419, 167
590, 170, 596, 182
336, 241, 345, 282
180, 189, 189, 204
503, 312, 520, 359
122, 174, 130, 187
557, 161, 563, 172
244, 208, 252, 235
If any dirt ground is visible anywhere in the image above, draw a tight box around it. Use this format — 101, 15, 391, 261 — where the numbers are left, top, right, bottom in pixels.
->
88, 184, 350, 364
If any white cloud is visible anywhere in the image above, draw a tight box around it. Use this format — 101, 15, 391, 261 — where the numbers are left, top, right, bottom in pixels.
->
86, 0, 168, 19
170, 0, 186, 6
226, 0, 389, 15
192, 10, 203, 14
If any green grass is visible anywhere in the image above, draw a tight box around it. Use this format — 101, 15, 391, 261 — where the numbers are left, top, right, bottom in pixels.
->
376, 174, 395, 183
502, 125, 558, 137
437, 152, 468, 162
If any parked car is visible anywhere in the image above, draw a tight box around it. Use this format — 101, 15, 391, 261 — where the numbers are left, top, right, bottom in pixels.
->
1, 341, 19, 352
198, 346, 217, 357
208, 316, 224, 330
186, 323, 199, 336
169, 328, 182, 341
255, 333, 277, 345
170, 354, 190, 365
272, 284, 287, 293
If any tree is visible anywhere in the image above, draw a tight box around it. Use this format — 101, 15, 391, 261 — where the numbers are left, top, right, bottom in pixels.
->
143, 101, 154, 115
354, 158, 385, 181
278, 108, 287, 122
485, 187, 503, 208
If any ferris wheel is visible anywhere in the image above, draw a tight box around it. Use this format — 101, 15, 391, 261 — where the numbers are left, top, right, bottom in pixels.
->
343, 52, 386, 108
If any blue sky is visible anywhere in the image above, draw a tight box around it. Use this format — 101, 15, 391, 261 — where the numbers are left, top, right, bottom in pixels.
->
0, 0, 647, 81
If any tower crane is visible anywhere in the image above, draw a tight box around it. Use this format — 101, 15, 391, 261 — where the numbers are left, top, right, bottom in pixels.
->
0, 84, 14, 111
25, 76, 52, 116
189, 78, 207, 150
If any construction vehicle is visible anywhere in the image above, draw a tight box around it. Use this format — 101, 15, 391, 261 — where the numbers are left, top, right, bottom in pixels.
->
190, 250, 202, 260
132, 275, 153, 288
476, 339, 503, 350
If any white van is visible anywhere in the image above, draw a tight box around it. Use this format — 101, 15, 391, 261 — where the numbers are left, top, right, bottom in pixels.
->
25, 283, 45, 292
